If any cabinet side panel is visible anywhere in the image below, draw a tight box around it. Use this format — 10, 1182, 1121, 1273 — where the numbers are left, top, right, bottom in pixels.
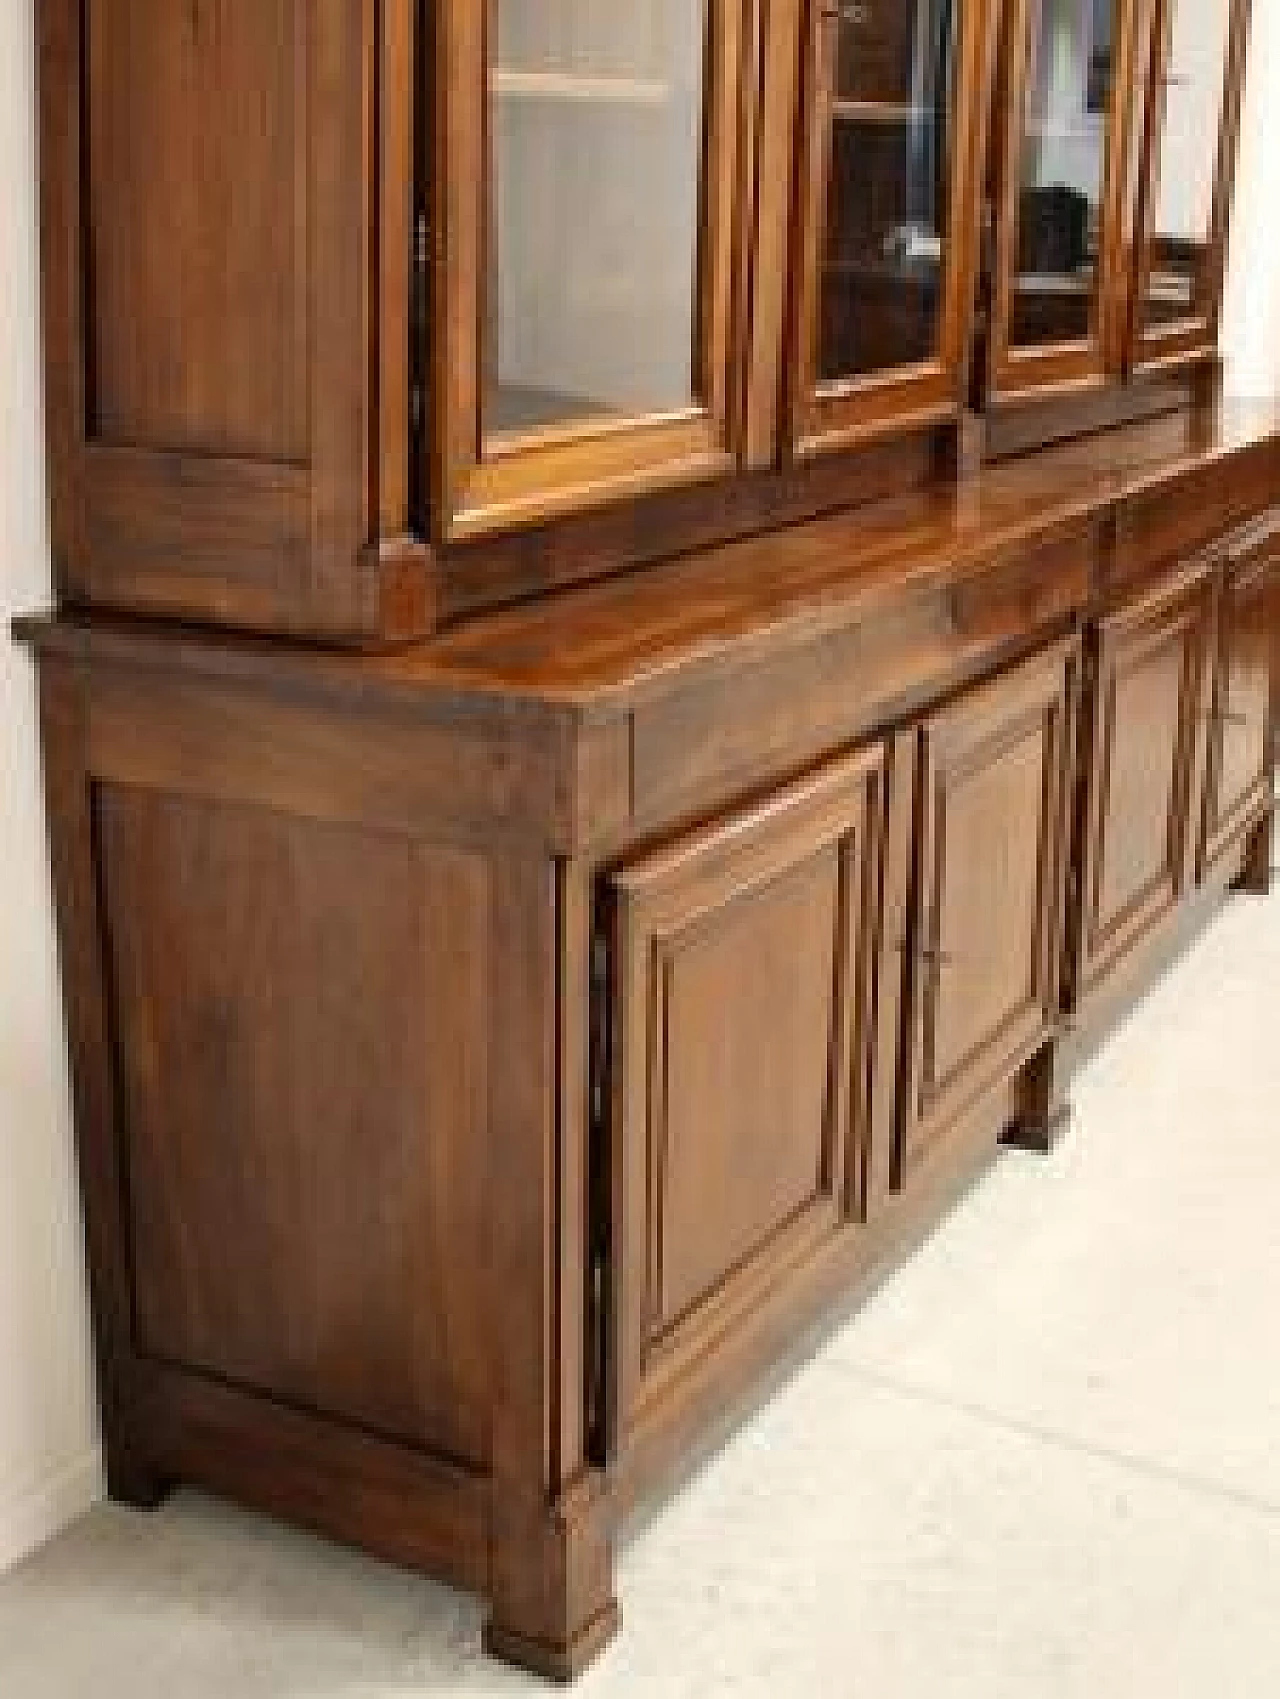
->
84, 0, 309, 462
96, 786, 494, 1470
39, 0, 383, 638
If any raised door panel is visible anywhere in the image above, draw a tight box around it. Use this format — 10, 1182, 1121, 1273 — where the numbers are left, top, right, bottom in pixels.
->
95, 787, 495, 1469
986, 0, 1143, 401
606, 745, 889, 1440
1201, 549, 1276, 874
39, 0, 387, 636
786, 0, 998, 459
1130, 0, 1252, 371
1075, 570, 1213, 997
901, 640, 1078, 1179
435, 0, 752, 539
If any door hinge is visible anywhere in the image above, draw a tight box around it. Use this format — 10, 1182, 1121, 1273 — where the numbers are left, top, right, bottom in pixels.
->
410, 207, 430, 441
585, 915, 614, 1465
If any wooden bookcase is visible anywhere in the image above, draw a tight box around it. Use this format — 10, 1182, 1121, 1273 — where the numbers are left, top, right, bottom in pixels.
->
17, 0, 1279, 1681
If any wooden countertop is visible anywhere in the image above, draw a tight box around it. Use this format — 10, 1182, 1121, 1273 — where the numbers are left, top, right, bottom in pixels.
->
18, 401, 1280, 725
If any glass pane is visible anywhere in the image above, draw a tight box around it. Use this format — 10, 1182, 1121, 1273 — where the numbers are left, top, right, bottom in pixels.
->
485, 1, 709, 442
1009, 0, 1116, 350
819, 0, 957, 382
1142, 0, 1234, 330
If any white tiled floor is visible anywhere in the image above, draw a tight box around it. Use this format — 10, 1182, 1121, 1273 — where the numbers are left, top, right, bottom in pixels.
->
4, 878, 1280, 1697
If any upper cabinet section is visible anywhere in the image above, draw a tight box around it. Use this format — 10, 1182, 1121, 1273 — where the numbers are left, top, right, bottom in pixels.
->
787, 0, 997, 458
433, 0, 752, 540
1130, 0, 1253, 371
983, 0, 1254, 417
986, 0, 1138, 399
34, 0, 1258, 640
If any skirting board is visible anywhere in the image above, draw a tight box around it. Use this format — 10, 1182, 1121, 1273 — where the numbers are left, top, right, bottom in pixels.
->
0, 1448, 103, 1574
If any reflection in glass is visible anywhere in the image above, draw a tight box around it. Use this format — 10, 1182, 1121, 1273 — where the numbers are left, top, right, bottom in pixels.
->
485, 0, 708, 442
1142, 0, 1234, 330
1010, 0, 1115, 349
818, 0, 957, 382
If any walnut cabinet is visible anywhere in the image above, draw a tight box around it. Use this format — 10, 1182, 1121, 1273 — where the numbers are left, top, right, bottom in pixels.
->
38, 0, 1258, 641
16, 0, 1280, 1686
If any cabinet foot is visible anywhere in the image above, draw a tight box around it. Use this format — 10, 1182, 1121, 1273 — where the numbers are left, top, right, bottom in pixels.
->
1002, 1098, 1073, 1155
486, 1472, 618, 1682
104, 1452, 172, 1513
1002, 1041, 1072, 1155
1234, 809, 1274, 897
484, 1600, 622, 1683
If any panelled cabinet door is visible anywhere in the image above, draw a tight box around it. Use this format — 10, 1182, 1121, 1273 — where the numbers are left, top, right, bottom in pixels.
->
899, 640, 1078, 1180
1073, 567, 1214, 1001
603, 745, 889, 1444
986, 0, 1143, 401
1200, 544, 1276, 876
434, 0, 753, 540
1130, 0, 1253, 372
786, 0, 998, 458
39, 0, 383, 637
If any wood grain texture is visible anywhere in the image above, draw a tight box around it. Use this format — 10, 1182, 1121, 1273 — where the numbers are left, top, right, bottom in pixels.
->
1200, 541, 1277, 876
85, 0, 309, 462
1074, 562, 1215, 1001
39, 0, 388, 636
97, 788, 494, 1466
899, 639, 1079, 1179
606, 745, 888, 1442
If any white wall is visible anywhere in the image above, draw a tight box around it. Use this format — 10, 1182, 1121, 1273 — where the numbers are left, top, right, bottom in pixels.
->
0, 0, 1277, 1581
1221, 0, 1280, 396
0, 0, 103, 1570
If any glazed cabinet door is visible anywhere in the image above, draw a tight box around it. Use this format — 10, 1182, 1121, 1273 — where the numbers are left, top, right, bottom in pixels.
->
1129, 0, 1252, 372
1200, 543, 1276, 877
434, 0, 753, 539
602, 745, 889, 1445
1073, 567, 1214, 1001
785, 0, 997, 458
899, 640, 1078, 1180
39, 0, 392, 637
985, 0, 1143, 401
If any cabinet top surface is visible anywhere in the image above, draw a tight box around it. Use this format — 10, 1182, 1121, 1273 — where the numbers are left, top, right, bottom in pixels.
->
20, 401, 1280, 720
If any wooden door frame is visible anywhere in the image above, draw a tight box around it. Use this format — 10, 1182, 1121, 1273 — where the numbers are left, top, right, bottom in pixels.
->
986, 0, 1146, 406
603, 743, 888, 1449
898, 637, 1079, 1179
1073, 564, 1216, 1000
785, 0, 1002, 462
1199, 543, 1276, 876
431, 0, 758, 543
1126, 0, 1253, 376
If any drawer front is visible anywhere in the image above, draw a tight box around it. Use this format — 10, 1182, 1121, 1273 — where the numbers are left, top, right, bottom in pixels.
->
1075, 569, 1215, 1000
1201, 551, 1276, 875
604, 744, 889, 1440
1111, 441, 1280, 600
900, 639, 1079, 1179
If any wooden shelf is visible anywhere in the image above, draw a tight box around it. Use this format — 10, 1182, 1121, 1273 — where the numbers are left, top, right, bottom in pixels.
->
492, 68, 672, 108
832, 98, 929, 125
485, 381, 611, 438
1015, 272, 1095, 296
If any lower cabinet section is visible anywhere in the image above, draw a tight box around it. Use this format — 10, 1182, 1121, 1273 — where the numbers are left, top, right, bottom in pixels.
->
1073, 567, 1215, 1003
599, 637, 1084, 1437
1201, 545, 1277, 876
603, 744, 889, 1441
898, 639, 1079, 1179
20, 487, 1278, 1683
